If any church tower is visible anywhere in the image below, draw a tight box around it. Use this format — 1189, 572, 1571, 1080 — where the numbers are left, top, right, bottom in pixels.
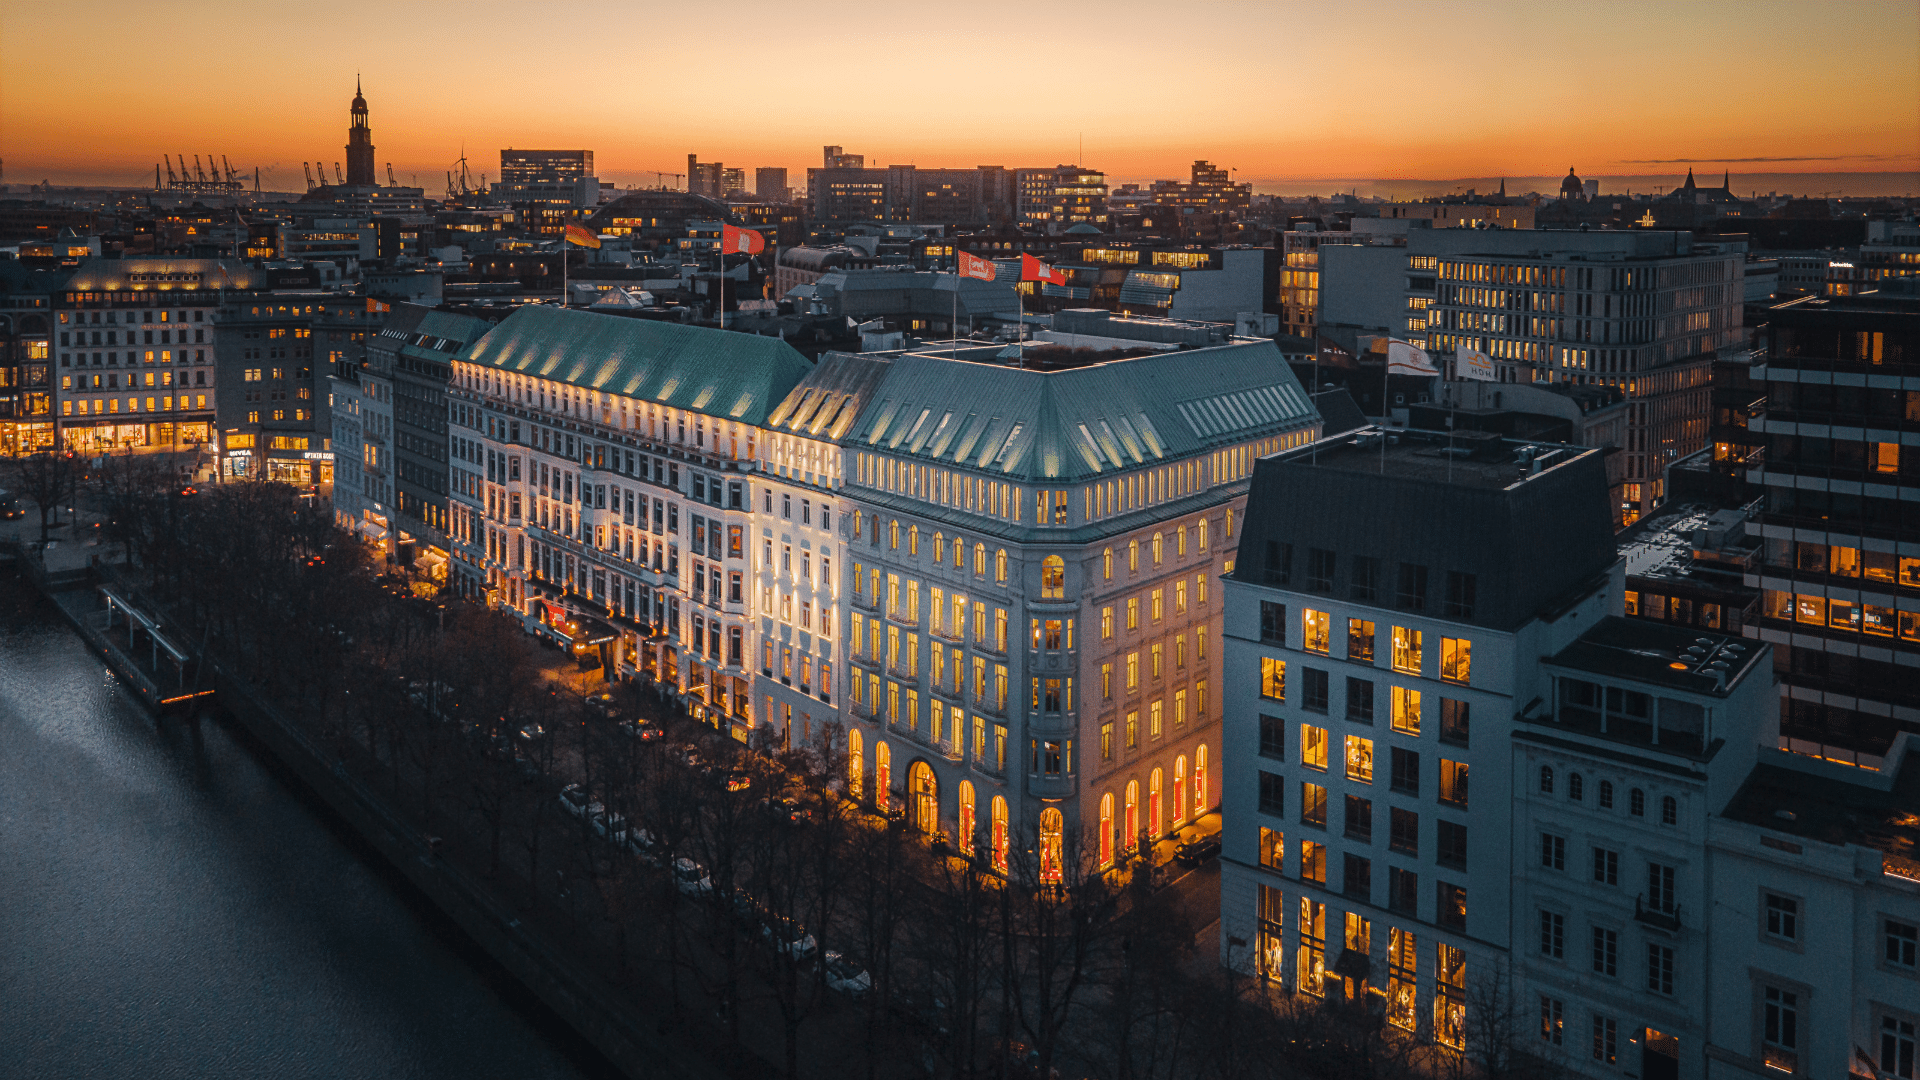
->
345, 79, 376, 187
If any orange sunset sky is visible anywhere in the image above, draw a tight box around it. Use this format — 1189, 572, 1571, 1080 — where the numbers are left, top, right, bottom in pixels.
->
3, 0, 1915, 195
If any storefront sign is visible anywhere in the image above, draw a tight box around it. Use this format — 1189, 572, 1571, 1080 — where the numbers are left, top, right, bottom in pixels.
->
303, 451, 334, 460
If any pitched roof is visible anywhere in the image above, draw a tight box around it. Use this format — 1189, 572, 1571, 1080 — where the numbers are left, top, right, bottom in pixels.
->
835, 339, 1317, 483
460, 305, 813, 427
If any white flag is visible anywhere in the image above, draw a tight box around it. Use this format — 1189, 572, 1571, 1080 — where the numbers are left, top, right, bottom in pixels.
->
1386, 339, 1440, 377
1455, 346, 1496, 382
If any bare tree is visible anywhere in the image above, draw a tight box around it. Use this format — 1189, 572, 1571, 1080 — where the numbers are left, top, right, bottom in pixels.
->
6, 447, 79, 544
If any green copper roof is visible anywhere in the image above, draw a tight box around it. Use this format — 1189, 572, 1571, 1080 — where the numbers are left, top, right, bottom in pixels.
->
835, 339, 1319, 484
460, 305, 813, 427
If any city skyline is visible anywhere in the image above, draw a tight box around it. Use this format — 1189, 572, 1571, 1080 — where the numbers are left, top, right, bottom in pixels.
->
3, 0, 1915, 194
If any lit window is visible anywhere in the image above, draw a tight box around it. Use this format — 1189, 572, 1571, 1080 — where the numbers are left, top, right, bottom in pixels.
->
1441, 637, 1470, 684
1392, 627, 1422, 675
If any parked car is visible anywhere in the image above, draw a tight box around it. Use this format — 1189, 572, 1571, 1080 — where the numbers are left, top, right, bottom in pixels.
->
558, 784, 602, 819
722, 771, 752, 793
517, 722, 546, 742
673, 857, 713, 897
820, 951, 871, 998
760, 915, 817, 961
615, 719, 662, 742
759, 795, 810, 825
1174, 831, 1221, 866
626, 828, 662, 865
590, 810, 629, 846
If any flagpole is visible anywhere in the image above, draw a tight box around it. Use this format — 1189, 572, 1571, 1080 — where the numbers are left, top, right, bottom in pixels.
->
1380, 343, 1390, 474
952, 250, 960, 361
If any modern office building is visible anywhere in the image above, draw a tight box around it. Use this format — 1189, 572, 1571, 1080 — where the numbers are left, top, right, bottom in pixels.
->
1322, 228, 1745, 526
755, 167, 789, 203
800, 335, 1319, 872
51, 258, 251, 453
0, 260, 66, 452
1746, 291, 1920, 770
497, 149, 599, 209
1219, 425, 1918, 1080
213, 291, 374, 485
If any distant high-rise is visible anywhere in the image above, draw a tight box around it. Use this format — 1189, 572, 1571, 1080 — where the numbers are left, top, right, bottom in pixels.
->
345, 79, 376, 186
823, 145, 863, 169
755, 167, 788, 202
496, 149, 598, 209
688, 155, 724, 198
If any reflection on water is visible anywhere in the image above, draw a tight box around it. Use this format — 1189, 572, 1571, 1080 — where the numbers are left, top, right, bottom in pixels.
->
0, 574, 608, 1080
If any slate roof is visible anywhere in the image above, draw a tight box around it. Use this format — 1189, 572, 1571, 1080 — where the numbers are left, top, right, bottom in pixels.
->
809, 338, 1316, 484
459, 305, 813, 427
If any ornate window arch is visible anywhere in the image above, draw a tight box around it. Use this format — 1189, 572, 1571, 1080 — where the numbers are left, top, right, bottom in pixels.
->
1039, 807, 1064, 883
1041, 555, 1065, 599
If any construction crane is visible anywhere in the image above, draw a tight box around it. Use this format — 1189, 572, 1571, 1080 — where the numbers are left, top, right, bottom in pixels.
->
387, 162, 396, 186
165, 157, 180, 186
303, 162, 315, 189
333, 162, 344, 185
223, 155, 238, 184
193, 155, 207, 183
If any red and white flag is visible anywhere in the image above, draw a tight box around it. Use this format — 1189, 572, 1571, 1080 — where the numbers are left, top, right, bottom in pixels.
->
1386, 339, 1440, 377
957, 250, 997, 281
721, 224, 765, 255
1020, 253, 1068, 287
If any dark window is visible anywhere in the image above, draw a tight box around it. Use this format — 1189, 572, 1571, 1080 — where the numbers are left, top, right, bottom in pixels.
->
1540, 910, 1565, 958
1347, 677, 1376, 723
1437, 820, 1468, 868
1886, 919, 1918, 968
1263, 541, 1292, 586
1259, 714, 1286, 759
1258, 771, 1286, 816
1541, 832, 1565, 870
1307, 548, 1336, 592
1598, 780, 1614, 809
1349, 555, 1379, 602
1439, 697, 1469, 746
1437, 882, 1467, 931
1388, 867, 1418, 914
1592, 927, 1618, 976
1630, 788, 1646, 816
1540, 765, 1555, 794
1390, 747, 1420, 795
1647, 862, 1676, 913
1344, 795, 1372, 841
1661, 795, 1678, 825
1570, 772, 1585, 801
1259, 601, 1287, 645
1444, 570, 1477, 619
1592, 847, 1619, 885
1647, 944, 1674, 995
1390, 807, 1419, 854
1343, 853, 1372, 900
1303, 668, 1329, 713
1396, 563, 1428, 610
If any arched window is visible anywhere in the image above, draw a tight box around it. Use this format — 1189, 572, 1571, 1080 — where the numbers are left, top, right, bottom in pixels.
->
1125, 780, 1140, 851
909, 760, 937, 834
848, 729, 865, 800
953, 537, 965, 569
889, 520, 900, 550
995, 549, 1008, 583
1039, 808, 1064, 884
1599, 780, 1615, 809
1041, 555, 1065, 599
1102, 546, 1113, 581
1128, 540, 1139, 573
1539, 765, 1555, 794
933, 532, 944, 563
1661, 795, 1678, 826
1151, 532, 1163, 565
1569, 772, 1584, 801
957, 781, 976, 857
1150, 768, 1164, 839
853, 510, 863, 538
909, 525, 919, 556
974, 543, 986, 576
1630, 788, 1646, 817
875, 740, 892, 813
991, 796, 1009, 872
1174, 756, 1188, 824
1098, 793, 1115, 869
1195, 745, 1210, 815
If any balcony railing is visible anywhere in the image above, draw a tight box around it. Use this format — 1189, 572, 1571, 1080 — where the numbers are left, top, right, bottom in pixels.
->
1634, 895, 1683, 932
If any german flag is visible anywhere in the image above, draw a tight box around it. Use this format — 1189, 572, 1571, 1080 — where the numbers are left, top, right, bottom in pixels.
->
564, 224, 601, 249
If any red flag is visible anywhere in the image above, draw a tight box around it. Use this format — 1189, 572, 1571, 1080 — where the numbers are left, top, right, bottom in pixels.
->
1020, 253, 1068, 286
564, 224, 601, 249
957, 250, 997, 281
366, 297, 390, 314
721, 223, 766, 255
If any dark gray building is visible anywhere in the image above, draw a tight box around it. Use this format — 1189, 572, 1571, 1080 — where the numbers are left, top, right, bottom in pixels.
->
381, 305, 494, 563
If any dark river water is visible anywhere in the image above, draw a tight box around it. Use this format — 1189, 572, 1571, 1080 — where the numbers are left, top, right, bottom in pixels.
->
0, 574, 614, 1080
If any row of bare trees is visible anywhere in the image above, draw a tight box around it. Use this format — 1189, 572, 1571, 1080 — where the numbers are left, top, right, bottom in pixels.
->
90, 474, 1552, 1080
